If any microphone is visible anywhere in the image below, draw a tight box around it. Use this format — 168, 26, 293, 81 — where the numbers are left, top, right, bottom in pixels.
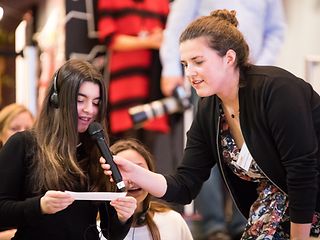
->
88, 122, 126, 192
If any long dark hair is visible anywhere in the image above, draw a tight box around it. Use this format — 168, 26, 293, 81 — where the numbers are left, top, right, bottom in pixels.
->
32, 59, 110, 192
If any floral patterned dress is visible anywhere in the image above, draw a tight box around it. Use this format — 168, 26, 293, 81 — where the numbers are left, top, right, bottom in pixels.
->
218, 105, 320, 239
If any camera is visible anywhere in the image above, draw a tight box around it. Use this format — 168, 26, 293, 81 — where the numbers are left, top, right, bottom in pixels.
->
128, 86, 192, 126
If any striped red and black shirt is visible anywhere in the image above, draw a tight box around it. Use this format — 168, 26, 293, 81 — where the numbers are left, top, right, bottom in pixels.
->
98, 0, 170, 134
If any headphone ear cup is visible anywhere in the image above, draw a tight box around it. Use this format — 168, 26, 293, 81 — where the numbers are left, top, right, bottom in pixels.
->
50, 92, 59, 108
136, 211, 148, 226
50, 70, 59, 108
136, 202, 150, 226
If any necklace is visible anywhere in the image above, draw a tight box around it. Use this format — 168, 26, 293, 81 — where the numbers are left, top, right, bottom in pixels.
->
230, 111, 240, 119
221, 101, 239, 119
225, 108, 239, 119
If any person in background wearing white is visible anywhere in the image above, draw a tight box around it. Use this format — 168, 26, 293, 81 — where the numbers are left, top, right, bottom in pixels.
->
109, 139, 193, 240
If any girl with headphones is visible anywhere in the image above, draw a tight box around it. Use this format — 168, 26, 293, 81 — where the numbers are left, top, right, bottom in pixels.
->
109, 139, 193, 240
0, 59, 136, 240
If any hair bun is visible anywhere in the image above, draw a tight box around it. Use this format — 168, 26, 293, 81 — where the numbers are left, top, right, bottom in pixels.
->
210, 9, 238, 27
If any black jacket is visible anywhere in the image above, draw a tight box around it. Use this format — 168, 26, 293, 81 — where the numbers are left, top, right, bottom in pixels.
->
0, 131, 130, 240
163, 65, 320, 224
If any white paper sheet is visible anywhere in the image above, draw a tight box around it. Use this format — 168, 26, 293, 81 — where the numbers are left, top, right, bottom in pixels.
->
65, 191, 127, 201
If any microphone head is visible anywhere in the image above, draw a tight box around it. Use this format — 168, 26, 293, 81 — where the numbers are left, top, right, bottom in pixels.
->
88, 122, 104, 139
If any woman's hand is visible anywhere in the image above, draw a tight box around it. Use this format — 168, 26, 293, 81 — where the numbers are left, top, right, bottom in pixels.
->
0, 229, 17, 240
99, 155, 136, 183
100, 155, 167, 198
110, 196, 137, 223
40, 190, 74, 214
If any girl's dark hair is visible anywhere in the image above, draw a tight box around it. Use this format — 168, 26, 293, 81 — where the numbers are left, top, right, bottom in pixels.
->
180, 9, 250, 71
110, 139, 171, 240
32, 59, 110, 193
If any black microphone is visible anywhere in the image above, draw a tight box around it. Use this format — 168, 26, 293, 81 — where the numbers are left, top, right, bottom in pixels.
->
88, 122, 126, 192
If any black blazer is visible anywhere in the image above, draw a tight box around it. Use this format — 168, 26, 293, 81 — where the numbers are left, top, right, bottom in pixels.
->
163, 65, 320, 224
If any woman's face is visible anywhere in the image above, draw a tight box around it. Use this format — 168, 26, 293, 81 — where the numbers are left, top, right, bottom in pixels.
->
116, 149, 149, 210
0, 111, 34, 144
77, 81, 100, 133
180, 37, 230, 97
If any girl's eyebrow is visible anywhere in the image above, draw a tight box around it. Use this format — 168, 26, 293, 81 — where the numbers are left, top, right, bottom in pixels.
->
78, 93, 100, 100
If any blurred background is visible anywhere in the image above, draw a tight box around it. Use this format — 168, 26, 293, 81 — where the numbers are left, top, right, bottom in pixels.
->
0, 0, 319, 114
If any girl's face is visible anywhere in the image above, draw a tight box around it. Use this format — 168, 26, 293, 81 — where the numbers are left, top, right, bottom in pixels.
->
180, 37, 230, 97
77, 81, 100, 133
116, 149, 149, 211
0, 111, 34, 144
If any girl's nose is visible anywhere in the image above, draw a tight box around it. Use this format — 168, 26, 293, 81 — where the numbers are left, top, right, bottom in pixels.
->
83, 103, 94, 113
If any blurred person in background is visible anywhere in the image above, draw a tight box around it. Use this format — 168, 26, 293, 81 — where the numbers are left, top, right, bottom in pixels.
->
97, 0, 185, 177
97, 0, 169, 141
0, 103, 34, 148
0, 103, 34, 240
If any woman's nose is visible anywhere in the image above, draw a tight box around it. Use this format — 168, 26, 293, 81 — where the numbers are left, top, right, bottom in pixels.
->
185, 65, 197, 78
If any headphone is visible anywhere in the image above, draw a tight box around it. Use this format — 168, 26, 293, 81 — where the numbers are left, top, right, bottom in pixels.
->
135, 202, 150, 226
50, 70, 59, 108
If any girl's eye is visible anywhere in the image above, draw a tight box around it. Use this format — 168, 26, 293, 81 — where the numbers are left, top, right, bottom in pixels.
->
10, 127, 19, 132
195, 60, 203, 65
93, 100, 100, 106
77, 96, 85, 102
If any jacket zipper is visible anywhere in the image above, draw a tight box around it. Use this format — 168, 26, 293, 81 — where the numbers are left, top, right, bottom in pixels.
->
238, 115, 288, 196
244, 141, 288, 196
215, 115, 288, 219
215, 116, 244, 215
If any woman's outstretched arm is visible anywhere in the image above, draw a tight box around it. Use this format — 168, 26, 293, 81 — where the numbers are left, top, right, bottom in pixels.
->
100, 155, 167, 197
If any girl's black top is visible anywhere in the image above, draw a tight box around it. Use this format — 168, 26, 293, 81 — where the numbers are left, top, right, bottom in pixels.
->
0, 131, 131, 240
